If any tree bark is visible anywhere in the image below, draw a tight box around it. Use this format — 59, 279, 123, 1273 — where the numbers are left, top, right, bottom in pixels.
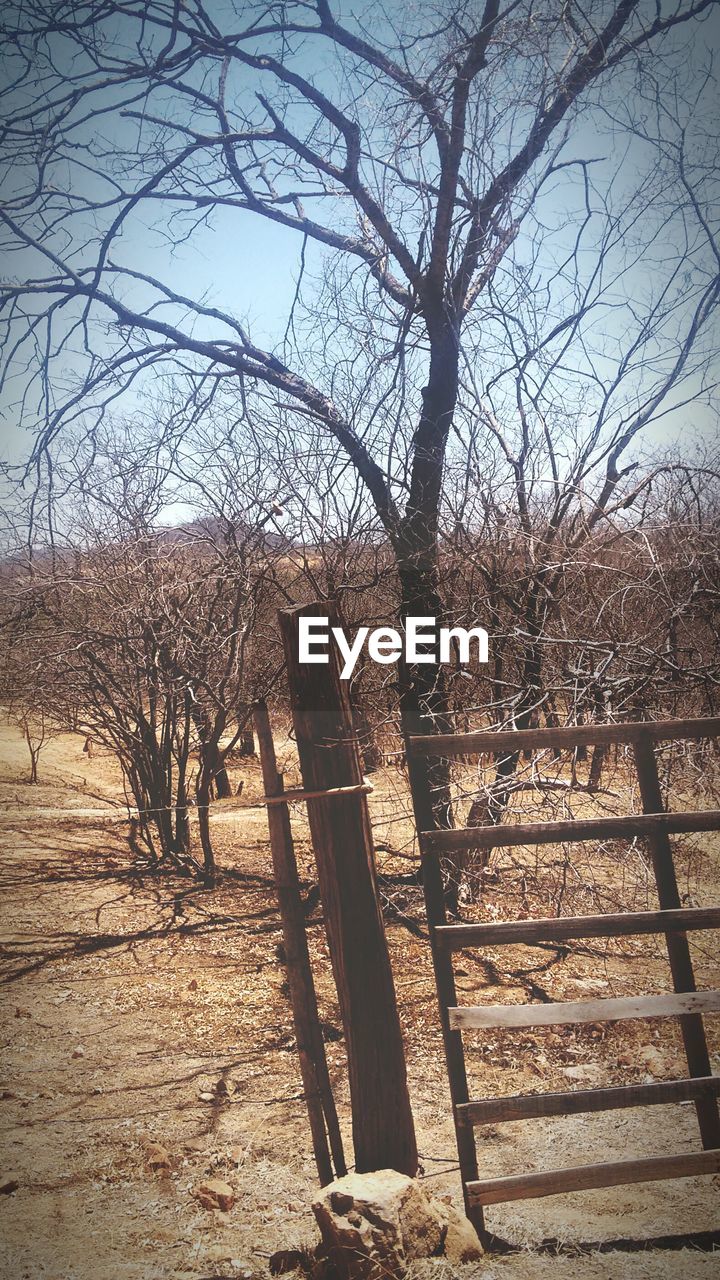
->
394, 324, 461, 901
196, 773, 216, 889
192, 700, 232, 799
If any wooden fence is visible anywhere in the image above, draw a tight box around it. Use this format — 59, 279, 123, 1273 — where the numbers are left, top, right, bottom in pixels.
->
406, 717, 720, 1240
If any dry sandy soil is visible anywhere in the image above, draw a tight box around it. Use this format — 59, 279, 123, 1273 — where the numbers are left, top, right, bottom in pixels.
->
1, 717, 719, 1280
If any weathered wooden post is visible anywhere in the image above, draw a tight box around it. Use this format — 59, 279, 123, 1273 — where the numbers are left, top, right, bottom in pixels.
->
278, 604, 418, 1177
633, 731, 720, 1148
254, 700, 346, 1184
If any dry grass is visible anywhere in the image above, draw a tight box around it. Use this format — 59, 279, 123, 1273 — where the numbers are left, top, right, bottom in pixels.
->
1, 718, 719, 1279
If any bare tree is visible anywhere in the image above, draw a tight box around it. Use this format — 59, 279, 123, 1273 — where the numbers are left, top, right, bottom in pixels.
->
1, 0, 718, 860
2, 427, 279, 882
17, 708, 50, 783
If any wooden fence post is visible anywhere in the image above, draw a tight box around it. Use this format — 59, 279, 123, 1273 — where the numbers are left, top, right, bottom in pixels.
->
278, 604, 418, 1177
254, 700, 346, 1185
402, 689, 485, 1239
633, 731, 720, 1148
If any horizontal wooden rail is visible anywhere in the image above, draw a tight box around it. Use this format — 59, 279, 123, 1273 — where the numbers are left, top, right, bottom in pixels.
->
422, 809, 720, 854
456, 1075, 720, 1127
448, 989, 720, 1030
409, 716, 720, 758
435, 906, 720, 950
466, 1148, 720, 1205
264, 781, 374, 805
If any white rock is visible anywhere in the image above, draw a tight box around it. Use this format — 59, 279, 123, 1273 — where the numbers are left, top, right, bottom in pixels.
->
312, 1169, 482, 1278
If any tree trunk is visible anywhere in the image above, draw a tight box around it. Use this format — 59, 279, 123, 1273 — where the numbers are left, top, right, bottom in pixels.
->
175, 778, 191, 853
24, 724, 41, 784
347, 657, 383, 774
236, 703, 256, 758
279, 603, 418, 1177
487, 588, 548, 823
175, 692, 192, 851
190, 697, 232, 798
196, 773, 216, 889
587, 742, 607, 792
395, 562, 460, 904
587, 681, 609, 791
394, 325, 461, 900
212, 750, 233, 799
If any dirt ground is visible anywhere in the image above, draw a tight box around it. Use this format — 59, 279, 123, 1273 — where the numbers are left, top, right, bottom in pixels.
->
1, 717, 719, 1280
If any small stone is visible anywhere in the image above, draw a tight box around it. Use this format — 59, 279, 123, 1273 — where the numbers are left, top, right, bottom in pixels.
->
561, 1063, 601, 1083
195, 1178, 235, 1212
188, 979, 198, 991
0, 1175, 19, 1195
198, 1091, 214, 1102
637, 1046, 666, 1076
71, 1046, 85, 1060
183, 1136, 207, 1152
145, 1142, 170, 1171
204, 1244, 233, 1263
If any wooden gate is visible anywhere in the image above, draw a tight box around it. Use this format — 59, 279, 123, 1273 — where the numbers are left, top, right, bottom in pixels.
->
405, 717, 720, 1239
